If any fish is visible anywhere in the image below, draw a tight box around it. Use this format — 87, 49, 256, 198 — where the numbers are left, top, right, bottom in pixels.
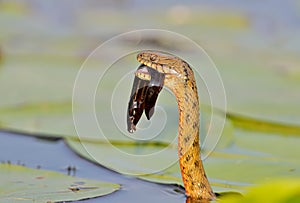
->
127, 64, 165, 133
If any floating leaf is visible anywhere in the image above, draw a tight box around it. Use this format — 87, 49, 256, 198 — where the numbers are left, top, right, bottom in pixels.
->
220, 178, 300, 203
0, 163, 120, 202
0, 101, 75, 138
226, 112, 300, 136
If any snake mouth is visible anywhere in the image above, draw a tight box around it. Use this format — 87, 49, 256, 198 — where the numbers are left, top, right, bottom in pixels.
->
136, 59, 157, 73
135, 65, 151, 79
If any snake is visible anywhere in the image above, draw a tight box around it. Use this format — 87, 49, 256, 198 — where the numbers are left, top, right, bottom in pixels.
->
127, 51, 216, 201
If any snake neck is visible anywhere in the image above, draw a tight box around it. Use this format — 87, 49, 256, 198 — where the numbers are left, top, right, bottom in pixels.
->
166, 77, 215, 200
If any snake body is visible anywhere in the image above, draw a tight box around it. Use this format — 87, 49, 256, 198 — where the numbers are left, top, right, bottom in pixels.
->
134, 51, 215, 200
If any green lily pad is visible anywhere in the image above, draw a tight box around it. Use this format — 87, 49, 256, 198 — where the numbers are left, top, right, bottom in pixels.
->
0, 101, 74, 138
220, 178, 300, 203
0, 163, 120, 202
226, 112, 300, 136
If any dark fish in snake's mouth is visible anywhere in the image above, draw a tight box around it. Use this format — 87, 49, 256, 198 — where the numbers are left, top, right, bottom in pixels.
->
127, 64, 165, 133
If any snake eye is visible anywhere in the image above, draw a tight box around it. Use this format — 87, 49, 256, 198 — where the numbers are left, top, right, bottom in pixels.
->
150, 54, 157, 61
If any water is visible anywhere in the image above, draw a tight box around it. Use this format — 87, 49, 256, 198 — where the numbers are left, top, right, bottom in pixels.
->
0, 131, 186, 203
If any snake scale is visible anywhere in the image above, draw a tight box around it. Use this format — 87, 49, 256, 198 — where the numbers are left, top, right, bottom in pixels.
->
127, 51, 216, 201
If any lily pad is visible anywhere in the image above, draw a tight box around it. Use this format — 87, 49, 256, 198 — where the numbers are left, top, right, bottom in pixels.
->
220, 178, 300, 203
0, 163, 120, 202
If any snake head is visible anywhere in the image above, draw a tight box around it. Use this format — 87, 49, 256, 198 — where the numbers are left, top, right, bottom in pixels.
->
127, 64, 164, 133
